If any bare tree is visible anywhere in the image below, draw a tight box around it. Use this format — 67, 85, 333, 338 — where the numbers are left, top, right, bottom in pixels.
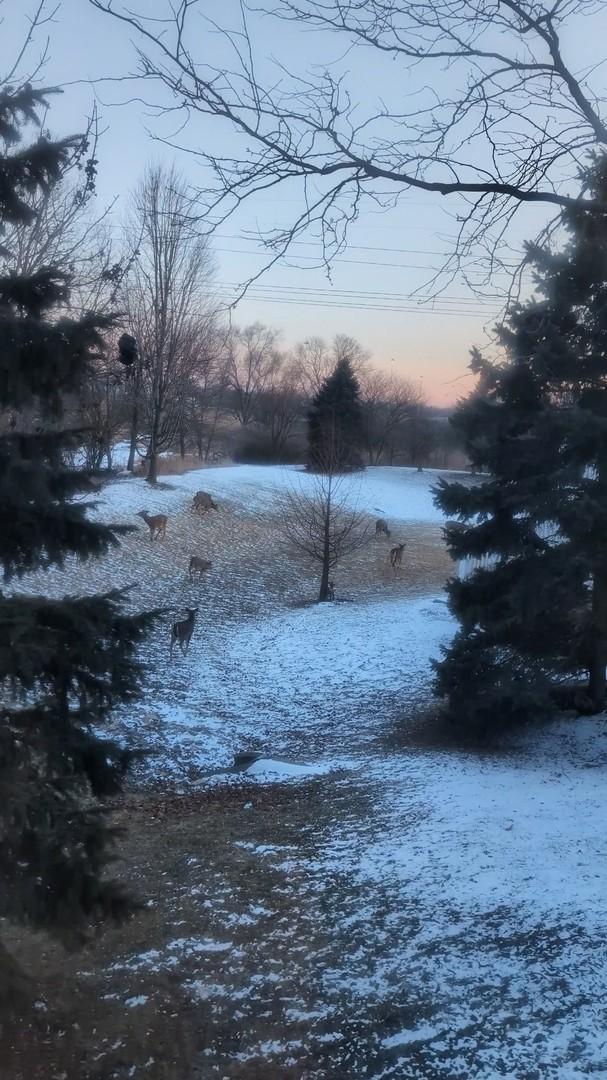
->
333, 334, 370, 371
180, 326, 230, 460
74, 363, 129, 470
360, 370, 423, 465
91, 0, 607, 290
400, 404, 438, 470
254, 360, 302, 457
293, 338, 334, 399
226, 322, 282, 426
294, 335, 369, 398
278, 467, 370, 601
121, 165, 216, 483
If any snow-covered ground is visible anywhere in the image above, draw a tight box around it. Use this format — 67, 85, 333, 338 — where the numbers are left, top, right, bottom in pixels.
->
89, 462, 448, 525
27, 464, 607, 1077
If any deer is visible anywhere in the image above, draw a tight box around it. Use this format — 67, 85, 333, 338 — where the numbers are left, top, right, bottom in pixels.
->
170, 608, 198, 659
375, 518, 391, 539
192, 490, 218, 513
188, 556, 212, 581
390, 542, 406, 568
327, 580, 336, 601
136, 510, 168, 540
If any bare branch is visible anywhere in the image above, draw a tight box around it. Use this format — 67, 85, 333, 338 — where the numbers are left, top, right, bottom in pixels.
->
89, 0, 607, 292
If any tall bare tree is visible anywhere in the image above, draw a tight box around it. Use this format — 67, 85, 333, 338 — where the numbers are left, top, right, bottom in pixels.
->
91, 0, 607, 288
360, 371, 424, 465
226, 322, 282, 426
121, 165, 216, 483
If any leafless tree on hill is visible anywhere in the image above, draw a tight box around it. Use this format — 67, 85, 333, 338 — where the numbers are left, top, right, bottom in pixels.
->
277, 428, 370, 600
91, 0, 607, 293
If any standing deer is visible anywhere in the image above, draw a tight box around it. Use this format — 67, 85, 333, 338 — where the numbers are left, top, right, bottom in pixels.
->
192, 491, 218, 513
390, 542, 406, 568
375, 518, 391, 539
188, 556, 212, 581
136, 510, 168, 540
327, 580, 336, 601
170, 608, 198, 659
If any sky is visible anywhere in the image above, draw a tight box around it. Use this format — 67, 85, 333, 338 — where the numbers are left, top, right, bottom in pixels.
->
3, 0, 607, 405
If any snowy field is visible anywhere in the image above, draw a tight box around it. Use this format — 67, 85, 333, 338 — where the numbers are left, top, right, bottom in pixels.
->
19, 464, 607, 1078
87, 461, 448, 525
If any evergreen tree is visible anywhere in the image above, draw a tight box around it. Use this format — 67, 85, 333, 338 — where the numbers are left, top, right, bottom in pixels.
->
435, 156, 607, 732
0, 85, 155, 987
307, 357, 365, 473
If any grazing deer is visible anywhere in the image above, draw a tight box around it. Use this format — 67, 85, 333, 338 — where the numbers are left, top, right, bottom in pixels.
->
192, 490, 218, 513
188, 556, 212, 581
136, 510, 167, 540
375, 518, 391, 539
170, 608, 198, 659
390, 542, 406, 568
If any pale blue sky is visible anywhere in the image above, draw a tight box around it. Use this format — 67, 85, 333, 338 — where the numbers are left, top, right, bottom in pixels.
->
3, 0, 607, 403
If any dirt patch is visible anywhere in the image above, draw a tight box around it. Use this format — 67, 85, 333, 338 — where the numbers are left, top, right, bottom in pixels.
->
4, 775, 374, 1080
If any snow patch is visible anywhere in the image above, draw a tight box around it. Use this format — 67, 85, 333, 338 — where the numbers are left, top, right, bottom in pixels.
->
244, 758, 333, 779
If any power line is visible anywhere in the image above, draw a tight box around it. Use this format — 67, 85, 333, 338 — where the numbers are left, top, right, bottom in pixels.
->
102, 221, 516, 275
212, 290, 496, 317
218, 231, 520, 266
215, 280, 498, 308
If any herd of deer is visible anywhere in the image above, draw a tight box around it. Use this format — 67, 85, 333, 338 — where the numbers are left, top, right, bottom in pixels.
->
136, 491, 219, 658
374, 518, 406, 567
137, 495, 406, 658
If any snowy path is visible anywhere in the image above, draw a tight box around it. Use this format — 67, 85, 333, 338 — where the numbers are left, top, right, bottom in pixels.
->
20, 464, 607, 1079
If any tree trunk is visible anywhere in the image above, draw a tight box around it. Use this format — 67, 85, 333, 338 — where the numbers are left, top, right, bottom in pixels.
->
103, 438, 112, 471
318, 496, 331, 601
318, 554, 331, 602
147, 450, 158, 484
147, 407, 160, 484
588, 563, 607, 711
179, 428, 186, 459
127, 399, 139, 472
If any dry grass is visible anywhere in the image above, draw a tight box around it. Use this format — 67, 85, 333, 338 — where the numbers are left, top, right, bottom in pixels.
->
4, 777, 364, 1080
132, 454, 229, 478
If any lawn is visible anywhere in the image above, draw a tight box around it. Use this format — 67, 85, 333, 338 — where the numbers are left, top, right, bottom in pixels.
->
5, 464, 607, 1080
